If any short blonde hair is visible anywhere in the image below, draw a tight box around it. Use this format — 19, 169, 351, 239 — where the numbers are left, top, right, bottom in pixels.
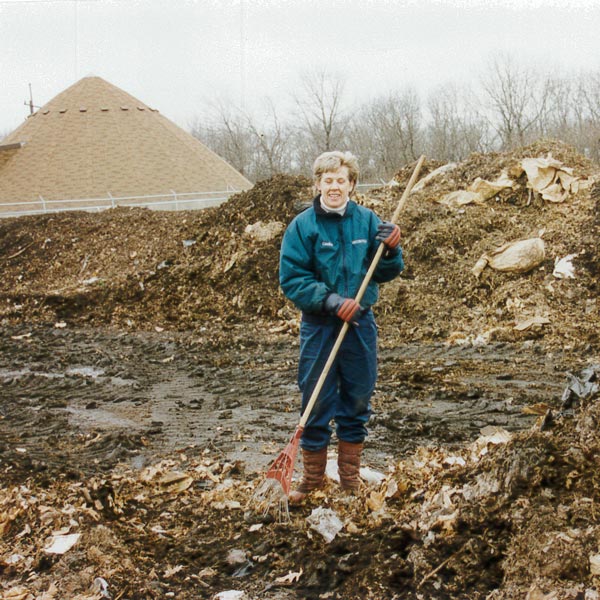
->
313, 151, 360, 185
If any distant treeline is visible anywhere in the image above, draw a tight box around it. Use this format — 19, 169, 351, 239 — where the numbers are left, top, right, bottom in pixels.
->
189, 55, 600, 183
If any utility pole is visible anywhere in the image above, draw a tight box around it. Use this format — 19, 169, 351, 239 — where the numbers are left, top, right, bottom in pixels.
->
24, 83, 39, 115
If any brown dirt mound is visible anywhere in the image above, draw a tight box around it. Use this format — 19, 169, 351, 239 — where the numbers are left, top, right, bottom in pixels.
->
1, 140, 598, 353
1, 141, 600, 599
0, 174, 312, 328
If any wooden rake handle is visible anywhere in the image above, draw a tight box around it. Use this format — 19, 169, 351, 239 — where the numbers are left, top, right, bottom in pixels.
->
298, 154, 426, 430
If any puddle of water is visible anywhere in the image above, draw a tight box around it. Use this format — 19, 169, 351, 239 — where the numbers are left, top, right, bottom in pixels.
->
66, 366, 105, 378
0, 367, 63, 379
0, 366, 135, 387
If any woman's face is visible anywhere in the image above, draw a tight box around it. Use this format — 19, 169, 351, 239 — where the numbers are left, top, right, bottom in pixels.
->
317, 166, 355, 209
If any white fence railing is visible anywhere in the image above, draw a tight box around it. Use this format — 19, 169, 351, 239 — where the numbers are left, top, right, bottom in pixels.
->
0, 189, 241, 218
0, 182, 386, 218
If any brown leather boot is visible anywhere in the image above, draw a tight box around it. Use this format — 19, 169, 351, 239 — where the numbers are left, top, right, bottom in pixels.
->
288, 447, 328, 504
338, 440, 363, 493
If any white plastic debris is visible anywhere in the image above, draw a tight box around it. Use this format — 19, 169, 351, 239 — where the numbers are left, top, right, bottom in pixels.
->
306, 507, 344, 543
213, 592, 247, 600
590, 553, 600, 575
82, 276, 101, 285
325, 458, 385, 486
92, 577, 111, 598
274, 569, 303, 584
44, 532, 81, 554
325, 458, 340, 482
360, 466, 386, 485
443, 456, 466, 467
553, 254, 576, 279
226, 549, 247, 565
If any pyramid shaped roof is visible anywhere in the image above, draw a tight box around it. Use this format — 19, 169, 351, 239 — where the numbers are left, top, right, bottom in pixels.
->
0, 77, 252, 206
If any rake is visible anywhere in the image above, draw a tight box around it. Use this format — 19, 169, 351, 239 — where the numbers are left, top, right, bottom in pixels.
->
253, 155, 426, 520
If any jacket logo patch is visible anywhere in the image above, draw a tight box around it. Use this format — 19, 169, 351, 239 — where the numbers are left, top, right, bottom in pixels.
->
352, 239, 368, 245
321, 241, 334, 247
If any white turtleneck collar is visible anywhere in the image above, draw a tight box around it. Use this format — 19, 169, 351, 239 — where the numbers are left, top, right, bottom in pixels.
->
319, 195, 348, 216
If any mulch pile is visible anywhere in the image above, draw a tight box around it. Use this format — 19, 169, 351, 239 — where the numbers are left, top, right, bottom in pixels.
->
1, 140, 598, 351
1, 139, 600, 599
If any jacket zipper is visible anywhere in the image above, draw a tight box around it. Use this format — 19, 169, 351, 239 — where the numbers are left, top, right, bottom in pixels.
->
339, 218, 349, 297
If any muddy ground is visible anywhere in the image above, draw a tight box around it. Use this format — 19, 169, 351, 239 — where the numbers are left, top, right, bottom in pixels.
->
1, 140, 600, 599
1, 322, 596, 600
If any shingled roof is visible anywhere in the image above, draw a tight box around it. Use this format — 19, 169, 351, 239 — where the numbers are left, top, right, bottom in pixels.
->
0, 76, 252, 208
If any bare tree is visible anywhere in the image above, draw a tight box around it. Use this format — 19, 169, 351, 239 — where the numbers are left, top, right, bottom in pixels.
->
352, 89, 423, 180
243, 99, 293, 180
293, 69, 351, 156
575, 71, 600, 161
190, 98, 296, 182
426, 83, 491, 161
189, 101, 254, 179
481, 54, 552, 149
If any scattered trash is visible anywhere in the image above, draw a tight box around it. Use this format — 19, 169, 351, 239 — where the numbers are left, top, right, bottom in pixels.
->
226, 549, 247, 566
366, 490, 387, 512
514, 315, 550, 331
478, 426, 512, 445
212, 591, 246, 600
1, 586, 31, 600
411, 162, 457, 192
10, 332, 32, 340
182, 239, 196, 247
517, 154, 580, 203
157, 471, 193, 495
560, 364, 599, 410
274, 569, 303, 585
553, 254, 577, 279
471, 426, 513, 458
43, 532, 81, 554
360, 466, 387, 485
590, 554, 600, 575
82, 276, 102, 285
54, 321, 67, 328
472, 237, 545, 277
325, 457, 340, 482
163, 565, 184, 578
443, 456, 466, 467
306, 507, 344, 543
92, 576, 111, 598
326, 458, 385, 486
437, 171, 513, 207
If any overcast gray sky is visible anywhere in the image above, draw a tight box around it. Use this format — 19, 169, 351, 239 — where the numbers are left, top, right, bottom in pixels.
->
2, 0, 600, 137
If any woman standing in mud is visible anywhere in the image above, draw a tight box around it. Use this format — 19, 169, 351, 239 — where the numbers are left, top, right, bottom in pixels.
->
279, 150, 404, 503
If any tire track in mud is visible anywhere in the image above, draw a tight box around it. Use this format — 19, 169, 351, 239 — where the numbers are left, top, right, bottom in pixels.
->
0, 325, 582, 484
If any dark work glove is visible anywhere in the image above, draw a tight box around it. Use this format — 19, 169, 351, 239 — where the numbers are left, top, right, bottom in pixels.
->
324, 293, 362, 323
375, 221, 401, 250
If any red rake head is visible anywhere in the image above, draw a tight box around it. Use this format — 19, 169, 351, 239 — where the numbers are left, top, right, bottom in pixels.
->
265, 426, 303, 496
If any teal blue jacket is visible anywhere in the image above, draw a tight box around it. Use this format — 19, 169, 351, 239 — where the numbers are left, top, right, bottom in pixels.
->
279, 196, 404, 315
